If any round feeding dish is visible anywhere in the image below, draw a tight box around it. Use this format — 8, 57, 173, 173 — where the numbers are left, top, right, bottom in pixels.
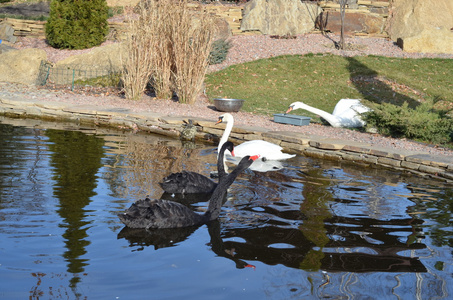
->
213, 98, 245, 112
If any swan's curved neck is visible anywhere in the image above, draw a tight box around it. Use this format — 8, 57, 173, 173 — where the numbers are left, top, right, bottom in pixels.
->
204, 185, 226, 221
296, 102, 341, 127
206, 156, 251, 221
217, 143, 228, 178
218, 118, 234, 157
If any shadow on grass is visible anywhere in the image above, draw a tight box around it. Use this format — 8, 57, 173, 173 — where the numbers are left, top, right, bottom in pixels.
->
345, 56, 421, 109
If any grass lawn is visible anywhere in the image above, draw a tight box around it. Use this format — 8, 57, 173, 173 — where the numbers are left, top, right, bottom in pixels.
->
205, 54, 453, 124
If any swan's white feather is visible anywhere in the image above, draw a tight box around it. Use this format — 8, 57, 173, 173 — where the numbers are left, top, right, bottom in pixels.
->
234, 140, 295, 160
217, 113, 296, 165
288, 99, 370, 128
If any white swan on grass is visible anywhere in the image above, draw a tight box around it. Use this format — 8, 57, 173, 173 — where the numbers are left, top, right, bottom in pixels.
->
286, 99, 370, 128
215, 113, 295, 172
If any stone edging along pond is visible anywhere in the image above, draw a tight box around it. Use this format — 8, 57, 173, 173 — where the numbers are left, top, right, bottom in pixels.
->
1, 96, 452, 183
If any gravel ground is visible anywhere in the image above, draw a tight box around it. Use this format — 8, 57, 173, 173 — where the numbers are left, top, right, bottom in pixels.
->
4, 33, 453, 157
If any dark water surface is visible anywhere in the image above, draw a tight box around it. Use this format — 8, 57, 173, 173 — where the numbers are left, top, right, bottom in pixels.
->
0, 116, 452, 299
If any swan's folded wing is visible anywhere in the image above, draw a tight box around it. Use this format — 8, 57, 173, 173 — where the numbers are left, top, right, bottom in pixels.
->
160, 171, 217, 194
182, 171, 218, 193
235, 140, 295, 160
118, 198, 202, 229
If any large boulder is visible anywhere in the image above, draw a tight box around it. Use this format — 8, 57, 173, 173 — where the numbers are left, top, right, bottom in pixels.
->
397, 27, 453, 54
0, 42, 16, 54
0, 48, 46, 84
55, 42, 125, 69
53, 43, 126, 84
0, 23, 17, 44
387, 0, 453, 54
213, 16, 232, 41
240, 0, 320, 35
316, 11, 385, 35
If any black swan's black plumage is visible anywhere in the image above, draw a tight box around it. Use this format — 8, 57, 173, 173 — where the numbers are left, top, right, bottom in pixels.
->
118, 143, 257, 229
159, 170, 217, 194
159, 142, 235, 194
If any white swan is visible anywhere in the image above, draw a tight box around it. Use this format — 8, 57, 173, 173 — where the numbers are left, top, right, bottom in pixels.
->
286, 99, 370, 128
216, 113, 295, 172
225, 155, 284, 172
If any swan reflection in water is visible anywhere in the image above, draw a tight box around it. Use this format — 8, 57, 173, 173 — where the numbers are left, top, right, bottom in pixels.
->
118, 220, 256, 270
118, 151, 428, 274
118, 204, 427, 273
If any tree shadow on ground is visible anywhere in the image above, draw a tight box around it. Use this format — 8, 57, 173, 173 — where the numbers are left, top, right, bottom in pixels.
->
345, 56, 422, 109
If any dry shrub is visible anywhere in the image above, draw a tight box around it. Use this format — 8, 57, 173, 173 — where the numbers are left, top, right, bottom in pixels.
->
121, 0, 216, 103
171, 1, 216, 104
121, 3, 154, 100
145, 0, 174, 100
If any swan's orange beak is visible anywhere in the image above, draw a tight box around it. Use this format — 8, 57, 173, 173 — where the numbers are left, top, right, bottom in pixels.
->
230, 150, 235, 157
286, 106, 293, 114
250, 154, 260, 161
215, 116, 223, 125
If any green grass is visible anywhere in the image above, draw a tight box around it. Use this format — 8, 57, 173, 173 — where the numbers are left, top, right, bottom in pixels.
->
74, 73, 122, 88
205, 54, 453, 122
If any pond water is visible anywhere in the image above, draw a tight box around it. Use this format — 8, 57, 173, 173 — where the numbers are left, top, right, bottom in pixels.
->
0, 116, 452, 299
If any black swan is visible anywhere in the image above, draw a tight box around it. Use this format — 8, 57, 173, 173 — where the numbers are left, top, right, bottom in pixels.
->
159, 142, 234, 194
118, 154, 258, 229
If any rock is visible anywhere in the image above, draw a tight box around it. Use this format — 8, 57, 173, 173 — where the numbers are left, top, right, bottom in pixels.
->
397, 27, 453, 54
0, 48, 46, 85
55, 42, 126, 70
316, 11, 385, 35
52, 43, 126, 84
0, 23, 17, 44
213, 16, 232, 41
0, 42, 16, 54
240, 0, 320, 35
346, 0, 359, 10
387, 0, 453, 54
190, 11, 231, 41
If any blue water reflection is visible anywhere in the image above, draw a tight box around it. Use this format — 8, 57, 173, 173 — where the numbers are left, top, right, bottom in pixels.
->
0, 116, 452, 299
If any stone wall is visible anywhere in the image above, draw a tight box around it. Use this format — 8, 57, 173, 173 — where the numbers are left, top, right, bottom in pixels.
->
0, 1, 391, 40
0, 17, 128, 40
317, 0, 390, 36
0, 18, 46, 38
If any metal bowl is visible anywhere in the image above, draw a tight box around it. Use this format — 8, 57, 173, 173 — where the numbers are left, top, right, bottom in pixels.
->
213, 98, 245, 112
